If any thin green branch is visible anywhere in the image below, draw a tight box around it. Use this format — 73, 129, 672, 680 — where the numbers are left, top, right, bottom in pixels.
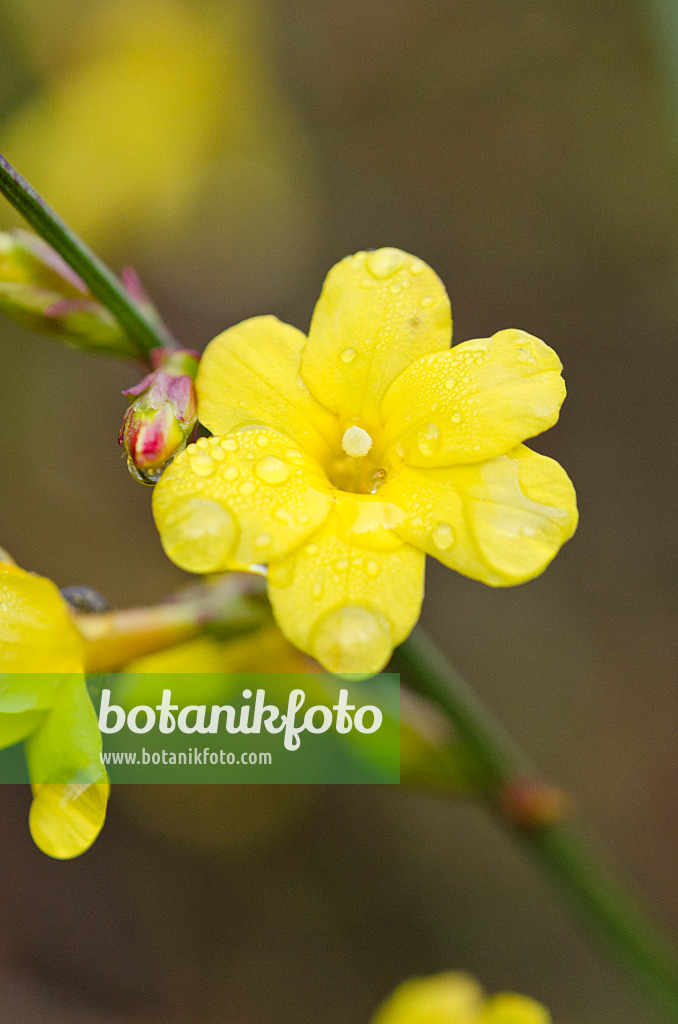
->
393, 627, 678, 1023
0, 153, 174, 361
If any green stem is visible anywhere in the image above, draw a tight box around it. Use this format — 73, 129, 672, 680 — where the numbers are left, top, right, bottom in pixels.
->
393, 627, 678, 1022
0, 153, 174, 361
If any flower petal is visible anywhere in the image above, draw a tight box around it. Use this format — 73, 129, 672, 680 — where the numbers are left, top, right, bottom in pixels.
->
0, 565, 83, 680
268, 510, 425, 677
300, 249, 451, 433
29, 783, 109, 860
153, 431, 332, 573
196, 315, 339, 464
0, 709, 46, 749
379, 445, 578, 586
25, 673, 108, 858
371, 972, 485, 1024
378, 330, 566, 467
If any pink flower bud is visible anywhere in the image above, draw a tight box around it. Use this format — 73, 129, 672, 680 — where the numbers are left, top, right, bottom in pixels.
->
119, 348, 199, 482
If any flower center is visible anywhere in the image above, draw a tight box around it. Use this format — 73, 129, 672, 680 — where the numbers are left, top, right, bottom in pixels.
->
341, 425, 372, 458
328, 426, 389, 494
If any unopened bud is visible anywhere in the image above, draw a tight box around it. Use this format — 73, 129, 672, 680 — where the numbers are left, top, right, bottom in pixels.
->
119, 348, 199, 483
0, 229, 139, 357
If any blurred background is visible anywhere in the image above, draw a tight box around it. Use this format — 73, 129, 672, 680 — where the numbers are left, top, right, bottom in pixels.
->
1, 0, 677, 1020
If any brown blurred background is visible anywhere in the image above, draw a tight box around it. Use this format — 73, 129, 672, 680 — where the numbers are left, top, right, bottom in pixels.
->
1, 0, 677, 1021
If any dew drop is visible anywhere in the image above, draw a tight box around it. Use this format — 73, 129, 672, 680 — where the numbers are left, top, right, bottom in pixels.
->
409, 258, 425, 274
211, 446, 225, 461
336, 557, 349, 571
311, 579, 324, 600
420, 295, 435, 308
417, 422, 440, 456
366, 248, 405, 279
444, 376, 455, 390
256, 433, 270, 448
431, 522, 455, 550
306, 544, 318, 556
221, 437, 238, 452
190, 452, 214, 477
311, 606, 391, 677
161, 499, 235, 573
389, 283, 401, 294
366, 559, 379, 577
196, 437, 210, 450
255, 456, 290, 485
451, 411, 463, 424
255, 532, 272, 550
239, 480, 255, 497
224, 465, 238, 481
340, 347, 356, 364
274, 507, 294, 526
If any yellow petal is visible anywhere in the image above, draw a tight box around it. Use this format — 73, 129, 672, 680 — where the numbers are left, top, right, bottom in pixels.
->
300, 249, 451, 434
0, 564, 83, 673
379, 330, 566, 467
153, 431, 332, 573
370, 972, 485, 1024
268, 510, 425, 677
196, 316, 339, 464
478, 993, 551, 1024
29, 782, 109, 860
379, 445, 578, 586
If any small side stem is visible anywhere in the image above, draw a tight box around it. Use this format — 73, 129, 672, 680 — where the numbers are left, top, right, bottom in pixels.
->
77, 575, 269, 672
393, 627, 678, 1023
0, 153, 174, 360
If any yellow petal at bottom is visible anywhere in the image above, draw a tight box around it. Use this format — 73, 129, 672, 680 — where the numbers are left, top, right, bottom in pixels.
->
29, 782, 109, 859
268, 512, 425, 677
371, 971, 485, 1024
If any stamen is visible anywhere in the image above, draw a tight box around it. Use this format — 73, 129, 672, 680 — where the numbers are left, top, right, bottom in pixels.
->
342, 426, 373, 458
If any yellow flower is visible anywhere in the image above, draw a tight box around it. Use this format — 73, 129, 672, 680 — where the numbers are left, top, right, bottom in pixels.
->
0, 558, 108, 859
153, 248, 577, 676
371, 971, 550, 1024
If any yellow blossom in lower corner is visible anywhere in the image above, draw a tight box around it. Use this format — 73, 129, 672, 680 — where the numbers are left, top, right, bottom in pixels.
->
152, 248, 578, 677
0, 557, 108, 858
371, 971, 550, 1024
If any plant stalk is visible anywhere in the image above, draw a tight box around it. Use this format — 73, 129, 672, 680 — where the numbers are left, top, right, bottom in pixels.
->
0, 153, 174, 360
393, 627, 678, 1022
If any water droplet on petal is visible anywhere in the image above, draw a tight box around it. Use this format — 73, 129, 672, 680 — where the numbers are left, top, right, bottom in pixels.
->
221, 437, 239, 452
420, 295, 435, 308
431, 522, 455, 550
255, 456, 290, 485
196, 437, 210, 450
256, 433, 270, 448
340, 347, 356, 364
239, 480, 255, 497
336, 557, 349, 571
306, 544, 318, 556
311, 578, 324, 599
224, 465, 238, 481
366, 248, 405, 279
417, 422, 440, 456
451, 411, 463, 424
444, 376, 455, 390
190, 452, 214, 477
274, 507, 294, 526
255, 532, 272, 550
211, 446, 225, 461
366, 559, 379, 577
161, 499, 235, 573
311, 606, 392, 677
409, 258, 425, 274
